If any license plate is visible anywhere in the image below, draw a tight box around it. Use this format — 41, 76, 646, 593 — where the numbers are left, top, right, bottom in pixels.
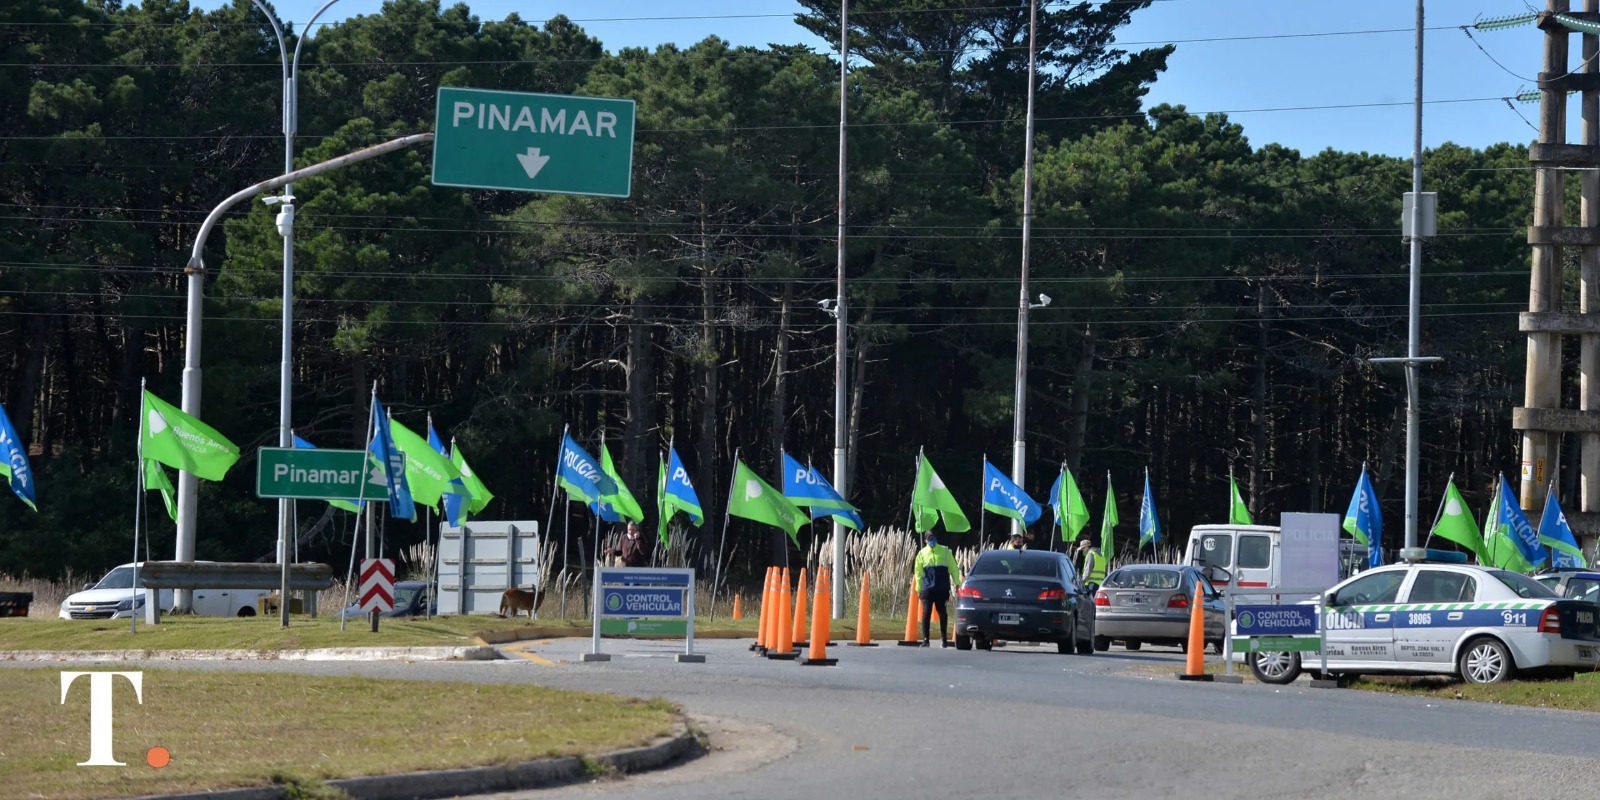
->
997, 613, 1021, 625
1129, 595, 1147, 605
1578, 646, 1597, 661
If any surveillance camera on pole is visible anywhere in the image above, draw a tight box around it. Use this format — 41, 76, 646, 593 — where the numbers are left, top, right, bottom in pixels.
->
818, 298, 839, 318
1029, 293, 1051, 310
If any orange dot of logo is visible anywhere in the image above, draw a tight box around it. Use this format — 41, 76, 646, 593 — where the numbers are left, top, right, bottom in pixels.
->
146, 746, 170, 769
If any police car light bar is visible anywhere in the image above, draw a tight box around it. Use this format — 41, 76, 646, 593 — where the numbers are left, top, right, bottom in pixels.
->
1402, 549, 1469, 565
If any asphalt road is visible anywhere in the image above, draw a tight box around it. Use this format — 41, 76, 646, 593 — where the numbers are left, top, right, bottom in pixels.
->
16, 638, 1600, 799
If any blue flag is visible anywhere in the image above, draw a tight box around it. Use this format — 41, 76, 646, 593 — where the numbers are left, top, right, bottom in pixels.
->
1498, 474, 1547, 569
294, 434, 363, 513
782, 452, 862, 530
370, 397, 416, 521
1538, 486, 1586, 569
1342, 466, 1383, 569
555, 431, 616, 517
663, 447, 705, 525
982, 460, 1042, 524
1138, 471, 1161, 548
0, 401, 36, 511
428, 417, 471, 527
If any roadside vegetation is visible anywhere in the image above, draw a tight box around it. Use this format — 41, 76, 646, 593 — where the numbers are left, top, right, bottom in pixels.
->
3, 668, 678, 800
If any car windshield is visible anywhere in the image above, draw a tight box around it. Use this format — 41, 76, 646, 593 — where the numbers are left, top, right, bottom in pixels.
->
1105, 568, 1181, 590
393, 587, 418, 608
970, 553, 1057, 577
93, 566, 144, 589
1490, 570, 1559, 599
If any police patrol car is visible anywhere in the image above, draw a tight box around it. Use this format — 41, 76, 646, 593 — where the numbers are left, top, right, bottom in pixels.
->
1245, 556, 1600, 685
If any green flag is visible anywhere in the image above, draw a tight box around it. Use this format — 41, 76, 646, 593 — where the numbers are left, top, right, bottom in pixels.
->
144, 457, 176, 521
1100, 474, 1118, 560
911, 452, 970, 533
450, 446, 494, 515
1431, 479, 1485, 562
139, 390, 239, 481
389, 419, 465, 507
657, 456, 670, 547
1060, 466, 1090, 541
728, 459, 807, 544
1229, 474, 1253, 525
599, 442, 645, 523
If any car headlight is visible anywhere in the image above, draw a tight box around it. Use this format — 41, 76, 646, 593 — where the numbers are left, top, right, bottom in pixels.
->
112, 597, 144, 612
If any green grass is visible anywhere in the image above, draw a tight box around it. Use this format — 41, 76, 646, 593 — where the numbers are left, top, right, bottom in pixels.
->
0, 615, 533, 651
0, 608, 923, 652
2, 668, 678, 800
1349, 670, 1600, 711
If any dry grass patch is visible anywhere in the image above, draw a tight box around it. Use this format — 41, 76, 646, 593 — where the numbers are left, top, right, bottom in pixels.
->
2, 667, 677, 800
0, 614, 559, 652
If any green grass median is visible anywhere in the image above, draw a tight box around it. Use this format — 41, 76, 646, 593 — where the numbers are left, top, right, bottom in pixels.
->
4, 668, 679, 800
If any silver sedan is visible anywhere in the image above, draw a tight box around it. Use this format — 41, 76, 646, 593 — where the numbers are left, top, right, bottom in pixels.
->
1092, 564, 1225, 652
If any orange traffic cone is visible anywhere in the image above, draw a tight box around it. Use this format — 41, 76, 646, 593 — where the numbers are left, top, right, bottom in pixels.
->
733, 593, 742, 621
848, 569, 878, 646
1177, 580, 1213, 682
768, 567, 798, 660
792, 568, 810, 648
898, 584, 923, 646
752, 566, 773, 653
803, 568, 838, 665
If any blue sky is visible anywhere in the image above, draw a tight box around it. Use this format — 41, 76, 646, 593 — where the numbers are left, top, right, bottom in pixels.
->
210, 0, 1551, 158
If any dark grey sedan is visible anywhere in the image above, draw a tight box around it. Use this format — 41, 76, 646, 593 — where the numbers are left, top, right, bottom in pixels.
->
1092, 564, 1224, 652
953, 549, 1095, 654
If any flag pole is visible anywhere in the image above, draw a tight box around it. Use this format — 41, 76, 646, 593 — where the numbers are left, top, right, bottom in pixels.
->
132, 379, 146, 634
1423, 472, 1452, 551
342, 383, 378, 632
709, 447, 740, 623
978, 454, 987, 545
548, 424, 567, 616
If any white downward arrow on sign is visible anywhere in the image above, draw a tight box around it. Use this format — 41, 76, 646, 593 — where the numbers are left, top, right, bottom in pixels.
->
517, 147, 550, 179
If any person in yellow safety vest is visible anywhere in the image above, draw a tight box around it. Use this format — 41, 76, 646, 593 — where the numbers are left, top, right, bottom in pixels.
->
1077, 538, 1106, 591
1005, 532, 1026, 550
911, 531, 962, 648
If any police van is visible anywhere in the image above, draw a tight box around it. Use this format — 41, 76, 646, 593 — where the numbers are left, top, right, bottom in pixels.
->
1184, 523, 1367, 591
1242, 555, 1600, 684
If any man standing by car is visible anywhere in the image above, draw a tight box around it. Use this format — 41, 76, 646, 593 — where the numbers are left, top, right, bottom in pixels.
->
607, 521, 650, 568
1077, 538, 1106, 592
912, 531, 962, 647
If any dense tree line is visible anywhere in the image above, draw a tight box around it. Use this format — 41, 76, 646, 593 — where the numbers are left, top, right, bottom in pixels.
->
0, 0, 1544, 581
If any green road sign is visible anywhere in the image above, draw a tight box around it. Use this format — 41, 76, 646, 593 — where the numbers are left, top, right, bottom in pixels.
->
431, 87, 636, 197
1233, 636, 1323, 653
256, 447, 388, 501
601, 618, 689, 636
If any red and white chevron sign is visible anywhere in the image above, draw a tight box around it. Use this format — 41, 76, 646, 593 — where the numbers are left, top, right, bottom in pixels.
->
359, 558, 395, 613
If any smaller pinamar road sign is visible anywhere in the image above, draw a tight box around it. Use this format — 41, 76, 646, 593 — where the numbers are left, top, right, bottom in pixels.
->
256, 447, 388, 501
432, 87, 636, 197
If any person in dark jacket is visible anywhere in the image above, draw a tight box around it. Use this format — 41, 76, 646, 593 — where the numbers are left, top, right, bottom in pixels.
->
608, 521, 650, 568
910, 531, 962, 647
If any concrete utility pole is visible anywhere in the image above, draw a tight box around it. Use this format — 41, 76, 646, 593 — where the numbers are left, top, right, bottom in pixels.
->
831, 0, 850, 619
1011, 0, 1041, 543
1517, 0, 1575, 535
1516, 0, 1600, 554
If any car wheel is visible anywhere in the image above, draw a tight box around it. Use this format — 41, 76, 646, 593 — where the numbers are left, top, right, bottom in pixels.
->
955, 634, 972, 651
976, 637, 993, 651
1092, 635, 1111, 652
1076, 634, 1094, 654
1458, 637, 1516, 684
1249, 651, 1301, 685
1124, 640, 1142, 651
236, 607, 256, 617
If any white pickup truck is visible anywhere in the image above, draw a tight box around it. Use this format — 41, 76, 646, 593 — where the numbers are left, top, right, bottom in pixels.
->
58, 562, 267, 619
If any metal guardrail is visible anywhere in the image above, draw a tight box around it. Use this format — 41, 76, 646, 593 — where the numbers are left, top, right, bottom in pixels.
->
1219, 586, 1330, 678
139, 561, 333, 591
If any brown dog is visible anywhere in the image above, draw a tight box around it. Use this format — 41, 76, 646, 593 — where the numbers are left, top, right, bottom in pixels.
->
498, 587, 542, 619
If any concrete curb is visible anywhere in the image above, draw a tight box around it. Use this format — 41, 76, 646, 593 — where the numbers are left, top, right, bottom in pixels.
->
125, 721, 700, 800
474, 626, 754, 644
0, 645, 501, 662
